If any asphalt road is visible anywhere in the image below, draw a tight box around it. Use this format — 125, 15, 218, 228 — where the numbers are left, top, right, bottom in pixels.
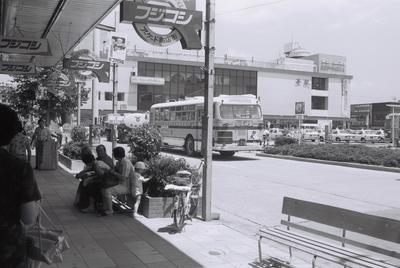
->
99, 139, 400, 237
167, 150, 400, 237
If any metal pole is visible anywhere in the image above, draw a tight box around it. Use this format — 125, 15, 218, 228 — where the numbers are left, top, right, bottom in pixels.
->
77, 82, 81, 126
202, 0, 215, 222
112, 63, 118, 151
392, 106, 395, 146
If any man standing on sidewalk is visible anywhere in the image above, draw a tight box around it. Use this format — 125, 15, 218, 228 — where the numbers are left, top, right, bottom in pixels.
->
30, 119, 51, 169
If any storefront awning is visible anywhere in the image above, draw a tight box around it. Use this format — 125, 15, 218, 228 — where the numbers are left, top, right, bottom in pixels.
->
0, 0, 122, 66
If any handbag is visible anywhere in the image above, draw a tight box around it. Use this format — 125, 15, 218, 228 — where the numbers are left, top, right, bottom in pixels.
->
25, 203, 70, 265
101, 170, 120, 188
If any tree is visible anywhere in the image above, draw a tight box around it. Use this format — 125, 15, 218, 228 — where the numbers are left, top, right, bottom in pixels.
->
8, 64, 89, 124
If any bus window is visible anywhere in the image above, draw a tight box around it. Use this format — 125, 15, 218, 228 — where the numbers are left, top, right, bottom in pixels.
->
190, 111, 195, 121
170, 111, 176, 121
220, 105, 261, 119
164, 108, 170, 121
176, 106, 182, 111
182, 111, 188, 121
197, 109, 203, 122
176, 112, 182, 121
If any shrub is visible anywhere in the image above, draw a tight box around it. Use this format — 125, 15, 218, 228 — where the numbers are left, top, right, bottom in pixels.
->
127, 124, 162, 161
71, 126, 88, 142
275, 136, 297, 146
62, 141, 89, 160
263, 143, 400, 168
144, 156, 194, 197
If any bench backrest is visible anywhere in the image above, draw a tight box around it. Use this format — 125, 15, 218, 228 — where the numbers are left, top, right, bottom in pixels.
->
282, 197, 400, 244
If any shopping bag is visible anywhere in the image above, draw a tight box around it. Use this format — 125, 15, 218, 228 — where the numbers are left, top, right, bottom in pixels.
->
101, 170, 119, 188
25, 204, 70, 264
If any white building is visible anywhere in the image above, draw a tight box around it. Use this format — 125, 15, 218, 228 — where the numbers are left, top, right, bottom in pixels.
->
75, 11, 352, 129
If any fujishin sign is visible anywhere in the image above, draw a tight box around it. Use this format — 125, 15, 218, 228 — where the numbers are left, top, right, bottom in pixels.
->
0, 36, 51, 55
120, 0, 202, 50
63, 58, 110, 83
0, 61, 36, 74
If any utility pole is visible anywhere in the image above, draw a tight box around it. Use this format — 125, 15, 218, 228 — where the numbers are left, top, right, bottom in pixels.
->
112, 63, 118, 151
89, 28, 100, 146
77, 82, 81, 126
202, 0, 215, 222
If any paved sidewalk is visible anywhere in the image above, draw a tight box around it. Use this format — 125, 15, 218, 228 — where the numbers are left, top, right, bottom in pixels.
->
33, 165, 261, 267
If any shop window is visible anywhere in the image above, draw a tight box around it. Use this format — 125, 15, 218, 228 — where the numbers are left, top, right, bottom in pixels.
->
312, 77, 327, 90
105, 92, 113, 101
311, 96, 328, 110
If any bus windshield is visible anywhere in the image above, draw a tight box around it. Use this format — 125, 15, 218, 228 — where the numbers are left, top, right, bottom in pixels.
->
219, 104, 261, 119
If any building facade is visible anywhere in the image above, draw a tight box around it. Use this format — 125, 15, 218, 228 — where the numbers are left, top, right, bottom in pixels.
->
75, 11, 352, 129
350, 102, 400, 129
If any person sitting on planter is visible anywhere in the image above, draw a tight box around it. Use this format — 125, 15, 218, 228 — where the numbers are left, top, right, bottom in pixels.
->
75, 153, 110, 212
96, 144, 113, 168
100, 147, 131, 216
132, 161, 152, 218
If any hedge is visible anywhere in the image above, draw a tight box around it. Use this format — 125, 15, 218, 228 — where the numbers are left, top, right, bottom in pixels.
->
264, 144, 400, 168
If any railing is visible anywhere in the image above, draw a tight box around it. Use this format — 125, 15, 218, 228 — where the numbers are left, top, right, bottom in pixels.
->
126, 47, 317, 72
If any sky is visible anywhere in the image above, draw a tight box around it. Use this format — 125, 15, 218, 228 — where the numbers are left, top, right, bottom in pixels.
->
199, 0, 400, 104
2, 0, 399, 105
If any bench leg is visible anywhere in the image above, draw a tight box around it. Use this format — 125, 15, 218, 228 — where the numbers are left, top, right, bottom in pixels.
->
288, 246, 293, 264
258, 236, 263, 262
312, 255, 317, 268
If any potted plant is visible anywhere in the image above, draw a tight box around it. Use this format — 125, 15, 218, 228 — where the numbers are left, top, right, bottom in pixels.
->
140, 156, 200, 218
58, 126, 89, 170
126, 125, 200, 218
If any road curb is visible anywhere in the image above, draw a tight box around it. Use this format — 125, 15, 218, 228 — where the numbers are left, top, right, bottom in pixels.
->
256, 152, 400, 173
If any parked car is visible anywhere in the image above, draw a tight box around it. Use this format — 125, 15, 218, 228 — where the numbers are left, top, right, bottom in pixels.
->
269, 128, 284, 140
352, 129, 385, 143
302, 129, 322, 142
331, 129, 353, 142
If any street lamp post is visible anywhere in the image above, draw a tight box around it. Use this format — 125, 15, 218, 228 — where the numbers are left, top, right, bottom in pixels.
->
386, 104, 400, 146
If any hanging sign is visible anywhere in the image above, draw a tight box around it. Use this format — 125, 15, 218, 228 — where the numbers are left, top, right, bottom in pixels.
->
0, 36, 51, 55
0, 61, 36, 74
295, 102, 305, 115
63, 58, 110, 83
109, 33, 127, 64
120, 0, 202, 50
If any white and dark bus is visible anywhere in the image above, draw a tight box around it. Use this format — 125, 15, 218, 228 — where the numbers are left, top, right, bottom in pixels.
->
150, 94, 264, 157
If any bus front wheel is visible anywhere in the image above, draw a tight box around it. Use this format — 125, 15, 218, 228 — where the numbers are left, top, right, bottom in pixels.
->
220, 151, 235, 157
185, 136, 195, 156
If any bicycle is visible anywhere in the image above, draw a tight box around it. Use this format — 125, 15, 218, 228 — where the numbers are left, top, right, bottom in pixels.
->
164, 159, 204, 231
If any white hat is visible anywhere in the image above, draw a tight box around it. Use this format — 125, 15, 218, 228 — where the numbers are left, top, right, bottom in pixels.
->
135, 161, 147, 170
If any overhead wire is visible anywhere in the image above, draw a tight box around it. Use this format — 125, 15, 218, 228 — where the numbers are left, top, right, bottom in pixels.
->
216, 0, 287, 16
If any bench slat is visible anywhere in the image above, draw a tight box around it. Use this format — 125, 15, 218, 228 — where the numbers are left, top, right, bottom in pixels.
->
260, 228, 397, 268
271, 226, 399, 267
281, 220, 400, 259
282, 197, 400, 244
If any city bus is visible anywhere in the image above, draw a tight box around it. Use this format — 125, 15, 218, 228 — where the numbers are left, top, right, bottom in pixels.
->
150, 94, 264, 157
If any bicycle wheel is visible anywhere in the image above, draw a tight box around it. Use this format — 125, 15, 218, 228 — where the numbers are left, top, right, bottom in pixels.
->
173, 193, 186, 231
188, 195, 199, 218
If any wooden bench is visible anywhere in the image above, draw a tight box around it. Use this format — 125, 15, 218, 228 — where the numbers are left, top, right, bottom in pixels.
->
257, 197, 400, 268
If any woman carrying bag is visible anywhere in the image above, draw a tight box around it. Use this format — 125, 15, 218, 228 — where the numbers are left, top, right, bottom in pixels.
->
0, 104, 42, 268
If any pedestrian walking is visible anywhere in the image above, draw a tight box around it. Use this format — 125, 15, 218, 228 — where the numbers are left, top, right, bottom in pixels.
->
262, 128, 270, 147
8, 120, 31, 163
0, 104, 42, 267
30, 119, 51, 169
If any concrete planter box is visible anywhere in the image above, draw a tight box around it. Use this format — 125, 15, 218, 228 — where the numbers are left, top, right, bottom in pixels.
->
141, 195, 174, 218
140, 195, 202, 219
58, 153, 84, 171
